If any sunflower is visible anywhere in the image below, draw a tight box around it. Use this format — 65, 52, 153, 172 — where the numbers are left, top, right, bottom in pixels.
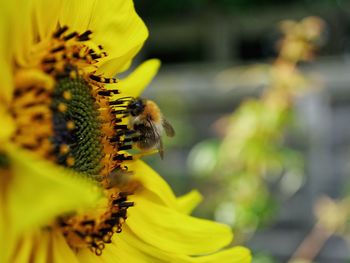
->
0, 0, 251, 262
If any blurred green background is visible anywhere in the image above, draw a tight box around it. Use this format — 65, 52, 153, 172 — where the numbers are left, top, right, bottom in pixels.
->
131, 1, 350, 262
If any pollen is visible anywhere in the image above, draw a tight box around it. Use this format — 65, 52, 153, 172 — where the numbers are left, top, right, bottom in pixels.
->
69, 71, 78, 79
66, 156, 75, 166
59, 144, 70, 154
63, 90, 72, 100
66, 120, 75, 130
58, 102, 67, 112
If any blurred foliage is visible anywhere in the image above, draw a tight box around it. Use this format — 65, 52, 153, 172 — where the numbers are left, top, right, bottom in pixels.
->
219, 16, 324, 232
188, 17, 325, 236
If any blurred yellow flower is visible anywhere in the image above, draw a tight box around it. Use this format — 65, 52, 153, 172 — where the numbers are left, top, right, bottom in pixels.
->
0, 0, 251, 262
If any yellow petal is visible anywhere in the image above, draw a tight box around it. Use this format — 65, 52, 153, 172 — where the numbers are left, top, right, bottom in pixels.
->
117, 230, 178, 263
8, 230, 51, 263
100, 234, 163, 263
128, 159, 178, 208
0, 181, 6, 263
121, 228, 251, 263
11, 0, 35, 66
77, 248, 110, 263
120, 229, 183, 262
52, 231, 80, 263
127, 195, 233, 255
0, 105, 15, 146
193, 247, 252, 263
0, 2, 14, 102
11, 234, 34, 263
176, 190, 203, 215
117, 59, 161, 97
33, 0, 63, 39
90, 0, 148, 76
5, 230, 76, 263
97, 45, 143, 77
59, 0, 97, 32
130, 160, 203, 214
6, 144, 101, 234
60, 0, 148, 77
78, 236, 162, 263
32, 231, 50, 263
0, 168, 14, 263
0, 59, 13, 103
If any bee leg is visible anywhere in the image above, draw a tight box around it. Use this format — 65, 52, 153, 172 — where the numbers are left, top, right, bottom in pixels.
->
158, 139, 164, 160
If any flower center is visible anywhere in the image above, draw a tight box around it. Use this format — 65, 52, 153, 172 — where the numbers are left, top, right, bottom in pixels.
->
10, 26, 142, 255
51, 77, 104, 178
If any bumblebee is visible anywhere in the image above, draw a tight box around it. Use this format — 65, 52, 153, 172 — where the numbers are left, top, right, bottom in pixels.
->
127, 98, 175, 159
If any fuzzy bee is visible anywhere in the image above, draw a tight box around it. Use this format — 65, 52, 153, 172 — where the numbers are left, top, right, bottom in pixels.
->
127, 98, 175, 159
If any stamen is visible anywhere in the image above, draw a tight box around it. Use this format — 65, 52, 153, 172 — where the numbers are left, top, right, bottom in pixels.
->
51, 45, 65, 53
53, 25, 69, 38
113, 154, 133, 161
89, 75, 118, 84
63, 32, 79, 41
97, 90, 120, 96
43, 57, 57, 64
59, 191, 133, 255
78, 30, 93, 41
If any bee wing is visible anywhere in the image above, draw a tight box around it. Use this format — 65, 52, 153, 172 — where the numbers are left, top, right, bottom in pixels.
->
146, 118, 164, 159
162, 119, 175, 137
